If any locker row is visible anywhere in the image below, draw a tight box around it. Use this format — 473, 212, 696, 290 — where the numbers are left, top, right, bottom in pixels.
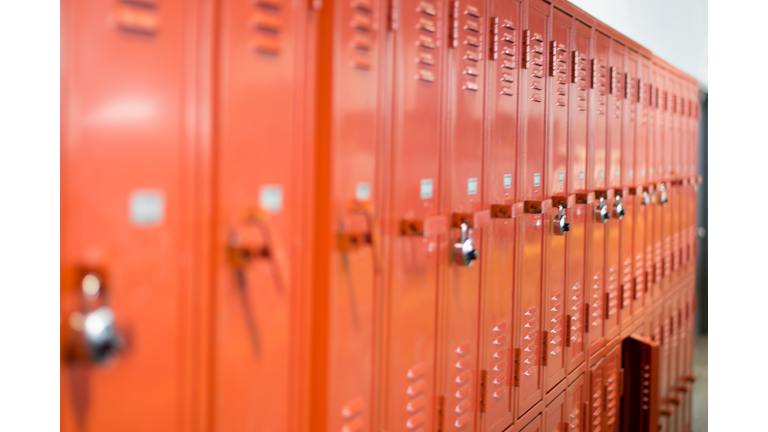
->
61, 0, 701, 431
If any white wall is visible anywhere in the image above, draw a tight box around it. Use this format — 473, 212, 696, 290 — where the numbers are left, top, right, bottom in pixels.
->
568, 0, 708, 88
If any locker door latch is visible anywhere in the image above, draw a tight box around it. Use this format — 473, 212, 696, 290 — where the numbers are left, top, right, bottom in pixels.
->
65, 270, 124, 364
453, 220, 479, 266
658, 183, 669, 205
612, 195, 625, 220
553, 204, 570, 236
596, 196, 611, 223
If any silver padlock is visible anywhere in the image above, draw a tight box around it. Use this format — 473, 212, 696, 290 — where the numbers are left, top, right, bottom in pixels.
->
83, 306, 122, 363
612, 195, 625, 220
553, 204, 570, 236
453, 221, 479, 266
659, 183, 668, 205
641, 190, 650, 206
597, 196, 610, 223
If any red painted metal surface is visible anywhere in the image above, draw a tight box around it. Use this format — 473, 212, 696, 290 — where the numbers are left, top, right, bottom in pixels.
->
479, 0, 522, 429
544, 391, 566, 432
565, 373, 586, 432
379, 0, 445, 430
61, 1, 194, 430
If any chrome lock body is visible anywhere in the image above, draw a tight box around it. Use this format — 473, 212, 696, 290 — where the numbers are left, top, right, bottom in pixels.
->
659, 183, 668, 205
597, 196, 610, 223
553, 204, 570, 236
641, 190, 650, 206
612, 195, 625, 220
453, 221, 479, 266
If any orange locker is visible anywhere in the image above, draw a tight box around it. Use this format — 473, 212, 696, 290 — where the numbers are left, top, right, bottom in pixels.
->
587, 29, 610, 356
632, 53, 652, 318
603, 31, 624, 342
564, 12, 592, 376
650, 60, 666, 289
544, 391, 566, 432
669, 73, 682, 278
478, 0, 522, 429
602, 345, 621, 432
311, 1, 386, 431
207, 0, 315, 429
643, 57, 658, 305
621, 335, 660, 432
659, 62, 673, 285
542, 6, 572, 393
565, 373, 586, 432
618, 44, 639, 331
60, 0, 198, 430
379, 0, 445, 431
514, 0, 550, 418
520, 413, 544, 432
434, 0, 488, 429
586, 358, 604, 432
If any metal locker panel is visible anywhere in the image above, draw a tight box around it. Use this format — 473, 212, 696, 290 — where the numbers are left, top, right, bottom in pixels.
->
633, 54, 652, 318
586, 30, 610, 355
480, 0, 522, 429
669, 74, 682, 276
621, 336, 660, 432
60, 0, 194, 430
602, 36, 624, 342
211, 0, 313, 430
312, 0, 386, 430
617, 46, 637, 331
650, 60, 665, 288
564, 18, 591, 377
587, 358, 604, 432
565, 373, 586, 432
382, 0, 446, 430
544, 391, 566, 432
602, 345, 621, 432
515, 0, 550, 418
543, 7, 572, 392
660, 64, 673, 284
437, 0, 488, 429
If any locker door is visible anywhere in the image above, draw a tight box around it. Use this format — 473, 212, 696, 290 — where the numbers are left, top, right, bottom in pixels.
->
633, 55, 651, 318
651, 62, 665, 288
602, 346, 621, 432
545, 391, 566, 432
313, 1, 386, 431
659, 303, 671, 402
603, 38, 624, 341
685, 81, 696, 265
587, 358, 604, 432
661, 68, 673, 283
543, 7, 572, 392
515, 0, 549, 417
479, 0, 521, 429
618, 48, 638, 330
565, 373, 586, 432
587, 30, 610, 355
382, 0, 446, 430
621, 336, 660, 432
437, 0, 488, 429
565, 19, 591, 375
60, 1, 194, 431
643, 62, 657, 304
669, 75, 681, 275
211, 0, 313, 430
676, 79, 688, 270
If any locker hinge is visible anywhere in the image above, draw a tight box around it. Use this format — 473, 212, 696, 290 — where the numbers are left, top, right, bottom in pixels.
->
514, 348, 521, 387
542, 330, 548, 366
583, 401, 589, 431
619, 368, 624, 397
490, 17, 499, 60
387, 0, 399, 31
605, 292, 611, 320
563, 422, 569, 432
565, 314, 572, 347
549, 40, 557, 77
522, 29, 530, 69
437, 394, 446, 432
479, 369, 488, 412
584, 302, 590, 333
449, 0, 460, 48
591, 59, 597, 89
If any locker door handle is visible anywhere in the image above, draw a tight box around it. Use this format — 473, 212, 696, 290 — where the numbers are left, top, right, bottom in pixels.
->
596, 197, 611, 223
65, 270, 124, 364
553, 204, 570, 236
612, 195, 625, 220
453, 221, 478, 266
658, 183, 668, 205
227, 210, 287, 293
